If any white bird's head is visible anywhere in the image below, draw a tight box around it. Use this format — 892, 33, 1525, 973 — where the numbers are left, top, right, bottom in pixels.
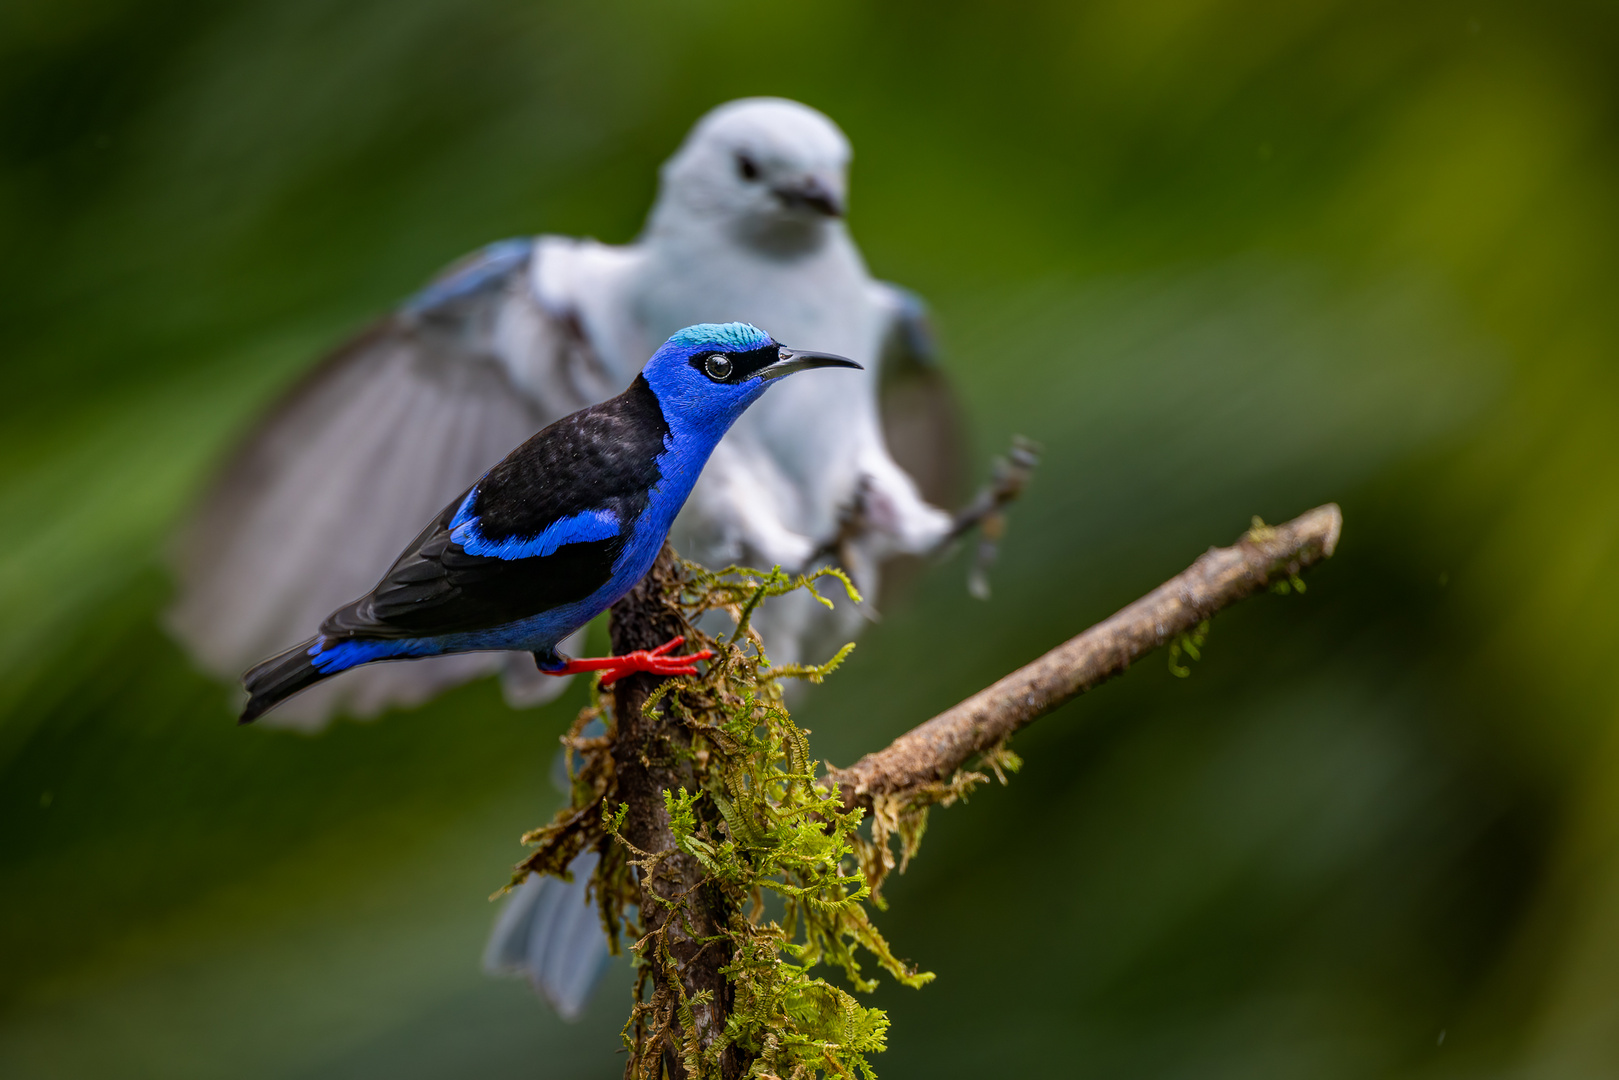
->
648, 98, 852, 257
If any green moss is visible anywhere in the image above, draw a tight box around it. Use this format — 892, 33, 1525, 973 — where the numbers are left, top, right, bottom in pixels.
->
1168, 620, 1210, 679
850, 740, 1023, 911
509, 562, 941, 1079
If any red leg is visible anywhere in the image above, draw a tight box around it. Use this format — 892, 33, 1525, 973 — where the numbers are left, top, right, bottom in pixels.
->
548, 635, 714, 686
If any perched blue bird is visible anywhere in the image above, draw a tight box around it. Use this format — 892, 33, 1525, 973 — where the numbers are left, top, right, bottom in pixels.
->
238, 323, 858, 723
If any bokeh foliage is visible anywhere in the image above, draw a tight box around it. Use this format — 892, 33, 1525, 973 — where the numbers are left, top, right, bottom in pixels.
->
4, 0, 1619, 1076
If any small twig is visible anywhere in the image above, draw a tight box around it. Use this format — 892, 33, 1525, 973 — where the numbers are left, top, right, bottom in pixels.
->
824, 504, 1343, 811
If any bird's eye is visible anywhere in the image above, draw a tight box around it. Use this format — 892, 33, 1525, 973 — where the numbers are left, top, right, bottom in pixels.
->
704, 354, 733, 380
735, 153, 760, 182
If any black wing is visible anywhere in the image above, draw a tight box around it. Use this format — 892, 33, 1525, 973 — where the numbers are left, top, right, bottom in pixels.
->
322, 375, 670, 641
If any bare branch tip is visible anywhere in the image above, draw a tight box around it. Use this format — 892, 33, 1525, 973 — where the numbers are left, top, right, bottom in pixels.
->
826, 502, 1345, 815
1317, 502, 1344, 557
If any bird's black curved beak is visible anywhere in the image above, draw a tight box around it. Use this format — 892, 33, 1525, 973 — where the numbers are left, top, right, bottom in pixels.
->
757, 347, 863, 381
772, 178, 843, 218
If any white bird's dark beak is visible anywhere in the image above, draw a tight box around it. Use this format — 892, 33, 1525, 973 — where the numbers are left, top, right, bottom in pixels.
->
772, 177, 843, 218
757, 347, 862, 381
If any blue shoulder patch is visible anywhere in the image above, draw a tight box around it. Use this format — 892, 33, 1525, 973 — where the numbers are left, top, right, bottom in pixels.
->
403, 238, 533, 315
667, 322, 773, 353
449, 490, 621, 561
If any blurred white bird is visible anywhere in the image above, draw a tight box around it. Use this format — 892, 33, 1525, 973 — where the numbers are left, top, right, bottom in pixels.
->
168, 97, 960, 729
168, 98, 973, 1020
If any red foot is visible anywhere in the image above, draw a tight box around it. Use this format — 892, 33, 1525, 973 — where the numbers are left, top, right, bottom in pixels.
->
550, 636, 714, 687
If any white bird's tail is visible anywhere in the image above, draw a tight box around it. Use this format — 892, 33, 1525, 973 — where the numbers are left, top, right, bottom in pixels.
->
483, 851, 612, 1021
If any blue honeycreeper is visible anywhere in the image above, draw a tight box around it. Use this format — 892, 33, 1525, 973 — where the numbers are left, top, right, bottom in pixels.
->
239, 323, 858, 723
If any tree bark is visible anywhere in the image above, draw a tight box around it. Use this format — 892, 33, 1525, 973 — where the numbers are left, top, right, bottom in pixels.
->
609, 545, 746, 1080
825, 504, 1342, 811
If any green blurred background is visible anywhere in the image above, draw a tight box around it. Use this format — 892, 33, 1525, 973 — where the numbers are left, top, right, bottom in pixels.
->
4, 1, 1618, 1076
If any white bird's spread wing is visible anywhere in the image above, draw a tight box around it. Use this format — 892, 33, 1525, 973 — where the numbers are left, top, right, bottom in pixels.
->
167, 239, 616, 729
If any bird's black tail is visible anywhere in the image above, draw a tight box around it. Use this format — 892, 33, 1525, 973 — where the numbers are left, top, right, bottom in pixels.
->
240, 638, 328, 724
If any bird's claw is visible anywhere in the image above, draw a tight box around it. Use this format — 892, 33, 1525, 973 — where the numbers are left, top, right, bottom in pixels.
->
569, 637, 715, 689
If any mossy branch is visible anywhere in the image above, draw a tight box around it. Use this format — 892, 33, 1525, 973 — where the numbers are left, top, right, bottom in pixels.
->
515, 552, 913, 1079
823, 503, 1343, 813
507, 504, 1341, 1079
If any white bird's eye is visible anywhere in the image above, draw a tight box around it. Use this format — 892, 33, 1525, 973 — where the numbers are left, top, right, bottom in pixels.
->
735, 153, 761, 182
704, 354, 733, 380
